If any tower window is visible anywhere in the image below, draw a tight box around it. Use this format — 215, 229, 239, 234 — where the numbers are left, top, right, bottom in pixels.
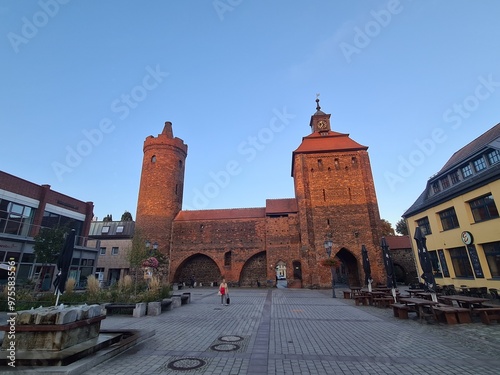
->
318, 159, 323, 168
179, 160, 183, 168
151, 155, 157, 163
334, 158, 340, 170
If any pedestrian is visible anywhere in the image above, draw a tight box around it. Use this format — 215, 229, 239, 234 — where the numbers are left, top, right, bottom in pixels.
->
219, 278, 229, 305
190, 275, 195, 288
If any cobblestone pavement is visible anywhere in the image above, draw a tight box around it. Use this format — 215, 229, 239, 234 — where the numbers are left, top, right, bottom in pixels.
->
79, 288, 500, 375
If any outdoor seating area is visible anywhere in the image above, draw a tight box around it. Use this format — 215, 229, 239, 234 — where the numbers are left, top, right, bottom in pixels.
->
347, 284, 500, 326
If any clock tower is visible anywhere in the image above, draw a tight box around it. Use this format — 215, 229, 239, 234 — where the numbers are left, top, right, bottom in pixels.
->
292, 99, 383, 287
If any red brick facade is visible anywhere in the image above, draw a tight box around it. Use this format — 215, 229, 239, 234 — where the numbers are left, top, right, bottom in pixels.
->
135, 102, 385, 288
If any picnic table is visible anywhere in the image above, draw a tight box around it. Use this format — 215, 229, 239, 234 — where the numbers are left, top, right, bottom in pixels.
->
399, 297, 438, 322
405, 289, 425, 297
439, 295, 489, 309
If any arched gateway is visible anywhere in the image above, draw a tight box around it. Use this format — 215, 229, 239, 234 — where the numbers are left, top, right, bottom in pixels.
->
136, 100, 386, 288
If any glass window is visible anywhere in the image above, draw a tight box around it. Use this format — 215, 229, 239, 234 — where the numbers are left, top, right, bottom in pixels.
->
101, 226, 110, 234
440, 177, 450, 189
487, 149, 500, 165
483, 241, 500, 278
116, 225, 124, 233
416, 217, 432, 235
111, 247, 119, 255
473, 157, 486, 172
469, 194, 499, 222
450, 171, 460, 185
462, 164, 473, 178
432, 182, 440, 194
439, 207, 460, 231
429, 250, 442, 277
100, 247, 106, 255
449, 247, 474, 278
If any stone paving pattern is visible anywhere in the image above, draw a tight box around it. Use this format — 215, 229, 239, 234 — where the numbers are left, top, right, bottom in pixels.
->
77, 288, 500, 375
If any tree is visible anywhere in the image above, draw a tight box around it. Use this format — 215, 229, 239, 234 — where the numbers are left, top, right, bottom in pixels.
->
33, 226, 66, 291
103, 214, 113, 222
126, 228, 150, 294
380, 219, 395, 236
395, 218, 409, 235
121, 211, 133, 221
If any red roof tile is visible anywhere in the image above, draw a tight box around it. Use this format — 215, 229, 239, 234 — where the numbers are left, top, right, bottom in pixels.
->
293, 131, 368, 154
175, 207, 266, 221
384, 235, 411, 250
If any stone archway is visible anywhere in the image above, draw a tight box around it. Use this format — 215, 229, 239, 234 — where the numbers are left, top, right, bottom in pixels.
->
172, 253, 219, 286
239, 251, 266, 287
333, 247, 361, 287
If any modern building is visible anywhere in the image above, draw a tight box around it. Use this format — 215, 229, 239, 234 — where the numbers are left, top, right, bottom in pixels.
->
0, 171, 97, 289
136, 100, 386, 288
403, 123, 500, 291
87, 220, 135, 286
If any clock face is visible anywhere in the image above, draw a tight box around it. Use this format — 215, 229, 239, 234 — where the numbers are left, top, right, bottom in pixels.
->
317, 120, 327, 130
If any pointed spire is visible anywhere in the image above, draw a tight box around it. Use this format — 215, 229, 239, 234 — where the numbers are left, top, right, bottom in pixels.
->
316, 93, 321, 111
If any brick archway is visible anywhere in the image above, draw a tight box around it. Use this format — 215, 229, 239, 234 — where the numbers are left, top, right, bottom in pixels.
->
334, 247, 361, 287
172, 253, 219, 286
239, 251, 266, 287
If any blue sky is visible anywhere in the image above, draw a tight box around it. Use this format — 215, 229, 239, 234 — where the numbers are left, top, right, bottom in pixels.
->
1, 0, 499, 229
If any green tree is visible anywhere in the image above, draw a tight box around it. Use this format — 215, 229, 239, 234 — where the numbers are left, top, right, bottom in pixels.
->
121, 211, 133, 221
126, 228, 150, 294
33, 226, 66, 291
395, 218, 409, 235
103, 214, 113, 222
380, 219, 395, 236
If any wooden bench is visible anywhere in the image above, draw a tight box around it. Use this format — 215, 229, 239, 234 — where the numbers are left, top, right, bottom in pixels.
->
474, 307, 500, 325
353, 295, 370, 306
432, 305, 472, 324
373, 297, 394, 308
172, 294, 190, 305
391, 303, 411, 319
161, 298, 173, 311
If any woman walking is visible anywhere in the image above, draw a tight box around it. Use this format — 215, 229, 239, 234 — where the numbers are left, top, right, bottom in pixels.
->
219, 278, 229, 305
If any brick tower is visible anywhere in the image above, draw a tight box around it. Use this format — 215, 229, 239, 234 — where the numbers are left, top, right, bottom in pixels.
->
136, 122, 188, 271
292, 99, 383, 287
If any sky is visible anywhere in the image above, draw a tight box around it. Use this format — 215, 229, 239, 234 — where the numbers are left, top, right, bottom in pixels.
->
1, 0, 500, 230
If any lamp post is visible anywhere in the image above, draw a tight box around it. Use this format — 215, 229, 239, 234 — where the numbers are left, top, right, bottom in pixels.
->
324, 238, 336, 298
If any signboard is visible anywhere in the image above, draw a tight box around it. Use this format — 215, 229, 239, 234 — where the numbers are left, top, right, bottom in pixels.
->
466, 244, 484, 278
437, 249, 450, 277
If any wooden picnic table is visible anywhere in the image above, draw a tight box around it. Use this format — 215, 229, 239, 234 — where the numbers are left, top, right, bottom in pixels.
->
438, 295, 489, 311
405, 289, 425, 297
415, 292, 441, 301
399, 297, 439, 322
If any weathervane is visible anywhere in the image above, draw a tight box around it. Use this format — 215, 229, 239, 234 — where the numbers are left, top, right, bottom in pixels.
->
315, 93, 321, 111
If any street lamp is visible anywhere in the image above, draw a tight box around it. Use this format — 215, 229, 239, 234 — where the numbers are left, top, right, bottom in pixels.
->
324, 238, 336, 298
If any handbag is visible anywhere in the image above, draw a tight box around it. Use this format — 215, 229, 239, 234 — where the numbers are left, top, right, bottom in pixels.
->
226, 295, 230, 305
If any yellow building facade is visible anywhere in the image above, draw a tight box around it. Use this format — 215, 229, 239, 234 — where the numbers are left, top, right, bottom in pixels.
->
404, 123, 500, 295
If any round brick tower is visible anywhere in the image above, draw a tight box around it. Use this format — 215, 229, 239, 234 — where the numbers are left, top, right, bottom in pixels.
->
136, 122, 188, 268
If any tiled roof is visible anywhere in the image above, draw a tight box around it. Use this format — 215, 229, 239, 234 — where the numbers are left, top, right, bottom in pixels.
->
175, 207, 266, 221
265, 198, 298, 214
293, 131, 368, 154
437, 123, 500, 174
384, 235, 411, 250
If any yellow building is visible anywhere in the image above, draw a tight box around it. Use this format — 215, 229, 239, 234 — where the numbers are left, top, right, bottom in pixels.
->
403, 123, 500, 297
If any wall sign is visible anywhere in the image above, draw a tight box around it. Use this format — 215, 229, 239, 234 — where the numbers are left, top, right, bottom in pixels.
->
466, 244, 484, 278
461, 231, 473, 245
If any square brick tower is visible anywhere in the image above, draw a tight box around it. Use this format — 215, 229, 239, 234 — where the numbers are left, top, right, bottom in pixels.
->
292, 99, 384, 287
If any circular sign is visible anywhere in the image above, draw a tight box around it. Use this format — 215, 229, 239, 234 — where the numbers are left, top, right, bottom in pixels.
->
461, 231, 473, 245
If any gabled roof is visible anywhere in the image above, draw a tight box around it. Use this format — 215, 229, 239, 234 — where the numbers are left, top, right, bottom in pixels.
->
265, 198, 298, 215
293, 131, 368, 154
437, 123, 500, 174
404, 122, 500, 218
175, 207, 266, 221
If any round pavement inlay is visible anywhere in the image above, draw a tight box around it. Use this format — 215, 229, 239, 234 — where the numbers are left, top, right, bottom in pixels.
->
210, 343, 241, 352
218, 335, 244, 342
167, 358, 206, 371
